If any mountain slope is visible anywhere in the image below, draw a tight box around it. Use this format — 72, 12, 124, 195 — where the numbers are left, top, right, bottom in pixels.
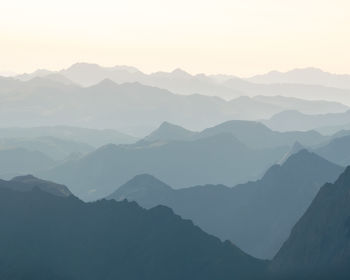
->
143, 122, 196, 142
247, 67, 350, 90
264, 110, 350, 132
314, 135, 350, 166
0, 136, 94, 160
40, 133, 286, 200
0, 186, 268, 280
0, 175, 72, 197
0, 148, 56, 179
108, 150, 343, 259
271, 166, 350, 279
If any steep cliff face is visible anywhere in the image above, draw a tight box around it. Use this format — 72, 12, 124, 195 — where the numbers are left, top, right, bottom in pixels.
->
271, 166, 350, 279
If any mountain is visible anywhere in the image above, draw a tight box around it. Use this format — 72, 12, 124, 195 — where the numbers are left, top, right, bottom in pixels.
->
1, 76, 348, 135
0, 126, 138, 148
142, 120, 327, 150
247, 67, 350, 90
15, 63, 350, 105
278, 141, 305, 164
0, 185, 268, 280
40, 133, 287, 200
264, 110, 350, 132
58, 63, 242, 98
223, 77, 350, 106
314, 135, 350, 166
142, 121, 196, 143
252, 95, 348, 114
0, 148, 56, 179
108, 150, 343, 259
315, 123, 350, 135
196, 120, 326, 149
0, 136, 94, 160
271, 166, 350, 279
0, 175, 72, 197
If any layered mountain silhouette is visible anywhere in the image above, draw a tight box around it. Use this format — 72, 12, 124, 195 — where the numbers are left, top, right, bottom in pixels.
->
142, 120, 328, 149
0, 136, 93, 160
264, 109, 350, 132
142, 122, 196, 142
0, 148, 56, 179
0, 175, 72, 197
40, 133, 287, 200
108, 150, 343, 259
314, 134, 350, 166
271, 166, 350, 279
0, 126, 137, 148
0, 184, 267, 280
14, 63, 350, 105
247, 67, 350, 90
2, 74, 349, 135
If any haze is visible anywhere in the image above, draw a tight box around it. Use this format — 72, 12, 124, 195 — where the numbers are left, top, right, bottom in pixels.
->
1, 0, 350, 76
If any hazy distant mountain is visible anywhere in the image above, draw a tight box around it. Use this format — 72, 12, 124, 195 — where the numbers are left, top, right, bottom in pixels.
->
223, 76, 350, 106
143, 120, 328, 150
0, 186, 267, 280
196, 120, 326, 149
2, 76, 348, 135
271, 166, 350, 279
278, 141, 305, 165
143, 122, 196, 143
0, 71, 17, 77
58, 63, 243, 99
1, 175, 72, 197
0, 126, 138, 148
314, 135, 350, 166
264, 110, 350, 132
315, 123, 350, 135
0, 136, 94, 160
40, 133, 287, 200
0, 148, 56, 179
108, 150, 343, 259
15, 63, 350, 105
252, 95, 348, 114
248, 68, 350, 90
16, 69, 54, 81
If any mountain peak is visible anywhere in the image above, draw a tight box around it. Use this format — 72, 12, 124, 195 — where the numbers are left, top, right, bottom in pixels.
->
143, 122, 195, 142
278, 141, 305, 164
107, 174, 173, 203
171, 68, 192, 78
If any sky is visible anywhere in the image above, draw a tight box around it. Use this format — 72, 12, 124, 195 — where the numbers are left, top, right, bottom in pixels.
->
1, 0, 350, 76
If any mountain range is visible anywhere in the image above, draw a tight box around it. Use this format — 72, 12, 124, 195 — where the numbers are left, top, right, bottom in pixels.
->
39, 119, 337, 200
39, 132, 287, 200
13, 64, 350, 105
0, 148, 56, 179
247, 67, 350, 90
0, 180, 267, 280
107, 150, 344, 259
1, 75, 348, 135
264, 110, 350, 132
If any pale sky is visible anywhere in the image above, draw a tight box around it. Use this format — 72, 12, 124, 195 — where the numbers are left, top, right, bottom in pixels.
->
1, 0, 350, 76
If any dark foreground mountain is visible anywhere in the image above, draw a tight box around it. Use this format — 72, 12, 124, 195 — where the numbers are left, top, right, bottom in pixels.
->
0, 186, 267, 280
271, 166, 350, 280
108, 150, 343, 259
40, 133, 286, 200
6, 175, 72, 197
